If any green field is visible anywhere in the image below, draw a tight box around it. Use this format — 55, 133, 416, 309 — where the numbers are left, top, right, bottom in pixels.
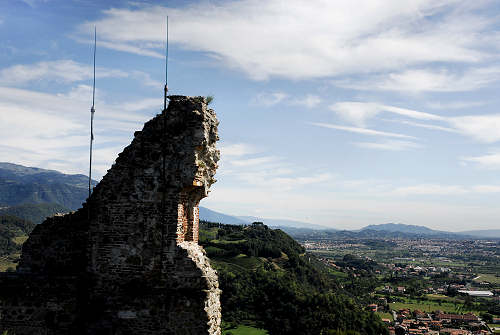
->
425, 294, 462, 303
389, 301, 479, 314
223, 325, 268, 335
376, 312, 393, 321
474, 273, 500, 285
12, 235, 28, 245
0, 253, 19, 272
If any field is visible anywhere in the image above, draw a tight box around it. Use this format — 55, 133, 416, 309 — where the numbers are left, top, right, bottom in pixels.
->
376, 312, 393, 321
223, 325, 268, 335
389, 300, 479, 314
474, 273, 500, 285
0, 253, 19, 272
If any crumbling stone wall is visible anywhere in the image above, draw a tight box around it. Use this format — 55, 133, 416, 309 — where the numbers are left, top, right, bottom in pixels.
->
0, 96, 221, 335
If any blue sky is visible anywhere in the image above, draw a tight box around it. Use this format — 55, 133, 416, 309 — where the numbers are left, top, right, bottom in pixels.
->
1, 0, 500, 231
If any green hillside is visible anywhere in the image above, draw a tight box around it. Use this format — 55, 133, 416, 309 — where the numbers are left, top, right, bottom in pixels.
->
0, 162, 95, 210
0, 203, 70, 224
199, 221, 388, 335
0, 215, 36, 271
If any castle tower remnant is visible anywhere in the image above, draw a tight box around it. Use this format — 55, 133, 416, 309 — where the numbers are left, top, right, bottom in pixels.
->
0, 96, 222, 335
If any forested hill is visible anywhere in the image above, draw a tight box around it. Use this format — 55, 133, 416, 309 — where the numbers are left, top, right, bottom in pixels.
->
0, 215, 35, 258
199, 221, 388, 335
0, 203, 70, 224
0, 162, 96, 210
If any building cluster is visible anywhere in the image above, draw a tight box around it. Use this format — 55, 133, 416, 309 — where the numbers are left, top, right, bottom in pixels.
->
385, 309, 492, 335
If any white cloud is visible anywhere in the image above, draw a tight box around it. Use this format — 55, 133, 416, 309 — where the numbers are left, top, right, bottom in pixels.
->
0, 85, 159, 179
0, 60, 128, 86
354, 140, 422, 151
471, 185, 500, 193
254, 92, 288, 106
328, 101, 500, 145
335, 67, 500, 93
130, 71, 162, 88
310, 122, 416, 139
331, 102, 443, 127
0, 60, 162, 90
392, 184, 468, 196
449, 115, 500, 143
395, 120, 458, 133
290, 94, 322, 109
119, 98, 160, 112
220, 143, 259, 157
426, 101, 486, 110
391, 183, 500, 196
229, 156, 279, 167
330, 102, 381, 127
77, 1, 496, 80
462, 151, 500, 169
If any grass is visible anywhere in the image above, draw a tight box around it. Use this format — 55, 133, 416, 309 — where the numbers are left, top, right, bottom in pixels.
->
0, 254, 19, 272
329, 269, 349, 279
474, 273, 500, 285
389, 301, 479, 314
223, 325, 268, 335
229, 254, 264, 269
211, 239, 247, 245
376, 312, 393, 321
425, 294, 463, 303
210, 254, 265, 273
12, 235, 28, 245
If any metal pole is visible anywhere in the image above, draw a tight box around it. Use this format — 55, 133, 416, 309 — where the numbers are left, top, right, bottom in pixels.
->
89, 27, 96, 199
163, 16, 168, 111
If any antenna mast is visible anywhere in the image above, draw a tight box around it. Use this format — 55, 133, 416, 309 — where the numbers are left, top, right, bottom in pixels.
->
163, 16, 169, 111
89, 27, 96, 199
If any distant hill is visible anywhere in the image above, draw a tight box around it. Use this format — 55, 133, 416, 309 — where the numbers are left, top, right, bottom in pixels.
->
237, 215, 331, 230
456, 229, 500, 238
0, 203, 70, 224
0, 162, 97, 210
359, 223, 500, 239
199, 206, 248, 225
199, 206, 330, 230
361, 223, 445, 235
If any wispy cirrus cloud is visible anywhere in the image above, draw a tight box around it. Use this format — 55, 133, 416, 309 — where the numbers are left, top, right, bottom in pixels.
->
354, 140, 422, 151
77, 1, 497, 81
327, 101, 500, 145
0, 60, 127, 85
253, 91, 288, 106
335, 67, 500, 93
310, 122, 417, 139
0, 60, 160, 88
331, 101, 443, 127
426, 100, 486, 110
462, 151, 500, 169
220, 143, 260, 157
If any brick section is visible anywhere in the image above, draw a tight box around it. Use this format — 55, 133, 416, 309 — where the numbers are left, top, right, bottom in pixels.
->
0, 96, 221, 335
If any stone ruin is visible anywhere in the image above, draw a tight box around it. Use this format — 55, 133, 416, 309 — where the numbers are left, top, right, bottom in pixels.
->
0, 96, 222, 335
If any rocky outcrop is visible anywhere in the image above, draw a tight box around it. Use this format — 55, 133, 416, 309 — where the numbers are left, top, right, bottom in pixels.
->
0, 96, 221, 335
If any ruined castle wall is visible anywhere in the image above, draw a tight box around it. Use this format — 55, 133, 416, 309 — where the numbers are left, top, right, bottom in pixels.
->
0, 96, 221, 335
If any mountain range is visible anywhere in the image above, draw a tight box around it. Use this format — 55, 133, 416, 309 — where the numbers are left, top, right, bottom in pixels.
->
1, 162, 498, 238
0, 162, 96, 210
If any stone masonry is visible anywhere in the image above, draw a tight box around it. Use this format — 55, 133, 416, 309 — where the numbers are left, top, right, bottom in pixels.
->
0, 96, 222, 335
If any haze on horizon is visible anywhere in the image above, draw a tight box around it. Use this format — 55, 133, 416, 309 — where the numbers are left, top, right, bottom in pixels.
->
1, 0, 500, 231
